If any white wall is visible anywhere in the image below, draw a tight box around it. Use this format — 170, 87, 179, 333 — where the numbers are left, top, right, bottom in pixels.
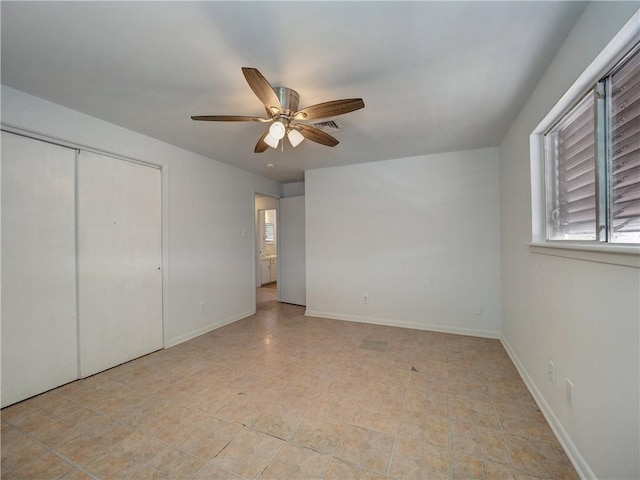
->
306, 147, 501, 337
498, 3, 639, 479
283, 182, 305, 197
1, 85, 282, 347
279, 195, 306, 306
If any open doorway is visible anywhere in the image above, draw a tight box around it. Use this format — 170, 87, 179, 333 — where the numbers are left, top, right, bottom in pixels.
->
255, 194, 278, 308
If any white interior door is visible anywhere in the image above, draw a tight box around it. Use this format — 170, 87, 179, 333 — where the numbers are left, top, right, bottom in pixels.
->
1, 132, 78, 406
78, 151, 162, 377
278, 196, 306, 305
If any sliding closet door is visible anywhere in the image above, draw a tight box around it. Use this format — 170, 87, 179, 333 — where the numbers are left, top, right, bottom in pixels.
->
78, 152, 162, 377
1, 132, 78, 407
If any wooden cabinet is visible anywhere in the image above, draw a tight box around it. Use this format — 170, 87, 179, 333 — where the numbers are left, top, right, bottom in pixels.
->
261, 259, 270, 285
269, 258, 277, 282
261, 257, 277, 285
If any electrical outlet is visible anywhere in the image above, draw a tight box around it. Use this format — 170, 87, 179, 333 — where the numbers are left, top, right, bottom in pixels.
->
200, 302, 205, 313
548, 361, 556, 383
362, 294, 368, 304
566, 379, 574, 408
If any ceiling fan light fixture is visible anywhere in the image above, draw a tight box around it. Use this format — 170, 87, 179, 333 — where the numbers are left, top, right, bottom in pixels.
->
268, 120, 286, 140
192, 68, 364, 153
287, 128, 304, 148
263, 132, 279, 149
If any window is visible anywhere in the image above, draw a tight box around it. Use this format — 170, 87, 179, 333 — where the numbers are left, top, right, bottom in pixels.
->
264, 223, 275, 243
543, 44, 639, 244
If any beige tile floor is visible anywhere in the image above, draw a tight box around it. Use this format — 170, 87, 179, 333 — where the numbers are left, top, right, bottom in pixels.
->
1, 288, 578, 480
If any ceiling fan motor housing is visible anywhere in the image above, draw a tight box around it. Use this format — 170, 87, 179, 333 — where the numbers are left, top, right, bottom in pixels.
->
273, 87, 300, 115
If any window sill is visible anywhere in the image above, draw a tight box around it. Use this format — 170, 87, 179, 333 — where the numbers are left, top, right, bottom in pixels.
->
529, 242, 639, 268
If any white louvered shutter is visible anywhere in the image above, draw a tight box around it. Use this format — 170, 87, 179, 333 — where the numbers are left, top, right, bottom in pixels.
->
545, 92, 597, 240
609, 47, 640, 243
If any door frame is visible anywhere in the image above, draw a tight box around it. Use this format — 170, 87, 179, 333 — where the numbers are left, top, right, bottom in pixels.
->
253, 192, 280, 305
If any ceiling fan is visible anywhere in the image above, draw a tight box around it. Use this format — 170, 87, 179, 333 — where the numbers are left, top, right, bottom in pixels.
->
192, 67, 365, 153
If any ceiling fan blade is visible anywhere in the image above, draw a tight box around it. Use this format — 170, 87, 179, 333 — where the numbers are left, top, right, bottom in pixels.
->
295, 124, 339, 147
293, 98, 364, 121
242, 67, 282, 114
254, 129, 270, 153
191, 115, 271, 122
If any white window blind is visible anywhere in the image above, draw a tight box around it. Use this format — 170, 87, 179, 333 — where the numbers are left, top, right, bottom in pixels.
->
609, 47, 640, 243
543, 42, 640, 245
265, 223, 275, 243
546, 92, 597, 240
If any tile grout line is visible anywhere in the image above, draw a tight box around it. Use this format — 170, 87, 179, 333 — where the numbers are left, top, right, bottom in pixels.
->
1, 463, 22, 480
445, 358, 455, 480
326, 362, 365, 471
485, 368, 529, 480
11, 427, 101, 480
55, 385, 241, 477
385, 360, 413, 479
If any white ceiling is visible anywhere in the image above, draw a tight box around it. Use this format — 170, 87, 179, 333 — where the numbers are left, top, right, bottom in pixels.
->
1, 1, 587, 183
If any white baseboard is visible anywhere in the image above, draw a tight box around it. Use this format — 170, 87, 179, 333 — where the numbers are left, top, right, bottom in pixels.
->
304, 310, 500, 339
499, 335, 594, 480
167, 308, 255, 347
